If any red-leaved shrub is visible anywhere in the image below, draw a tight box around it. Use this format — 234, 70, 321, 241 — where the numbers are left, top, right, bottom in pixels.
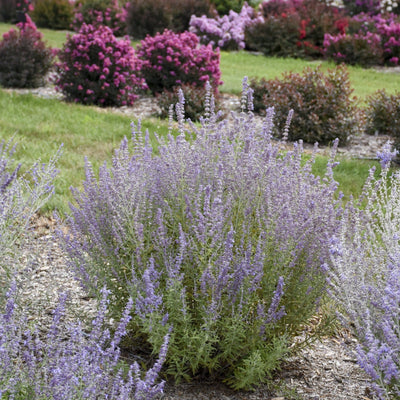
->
56, 23, 146, 106
0, 16, 54, 88
136, 29, 222, 95
250, 65, 358, 146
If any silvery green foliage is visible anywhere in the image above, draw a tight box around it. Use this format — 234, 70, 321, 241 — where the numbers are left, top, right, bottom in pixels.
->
61, 80, 341, 389
0, 140, 60, 300
327, 144, 400, 399
0, 283, 168, 399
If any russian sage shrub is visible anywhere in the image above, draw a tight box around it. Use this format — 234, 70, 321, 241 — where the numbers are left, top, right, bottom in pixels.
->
189, 2, 263, 50
0, 283, 168, 399
61, 82, 341, 389
326, 145, 400, 399
136, 29, 222, 94
56, 23, 146, 107
0, 17, 54, 88
0, 140, 60, 302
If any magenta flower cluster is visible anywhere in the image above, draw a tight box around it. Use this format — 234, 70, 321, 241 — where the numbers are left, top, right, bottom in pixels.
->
189, 2, 263, 50
56, 23, 146, 107
136, 29, 222, 94
324, 11, 400, 65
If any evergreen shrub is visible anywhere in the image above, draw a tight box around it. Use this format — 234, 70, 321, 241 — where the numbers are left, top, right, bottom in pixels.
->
0, 17, 54, 88
56, 23, 146, 107
249, 65, 358, 145
136, 29, 222, 94
125, 0, 213, 39
31, 0, 74, 30
60, 84, 341, 389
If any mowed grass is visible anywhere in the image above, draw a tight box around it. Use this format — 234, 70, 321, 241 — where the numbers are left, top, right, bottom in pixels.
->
0, 90, 170, 214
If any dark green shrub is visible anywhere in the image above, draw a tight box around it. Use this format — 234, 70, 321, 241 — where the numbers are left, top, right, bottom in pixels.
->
250, 65, 358, 146
0, 19, 54, 88
0, 0, 33, 22
31, 0, 74, 30
364, 90, 400, 148
125, 0, 213, 39
157, 83, 223, 122
210, 0, 245, 15
72, 0, 127, 36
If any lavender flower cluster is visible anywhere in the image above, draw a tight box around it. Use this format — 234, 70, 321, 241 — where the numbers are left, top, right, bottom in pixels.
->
189, 2, 263, 50
0, 283, 169, 399
61, 81, 342, 389
326, 143, 400, 399
0, 140, 60, 300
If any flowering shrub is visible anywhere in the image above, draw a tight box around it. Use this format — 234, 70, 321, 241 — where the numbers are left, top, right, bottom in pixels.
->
250, 65, 358, 145
0, 0, 33, 22
31, 0, 74, 30
0, 283, 169, 399
326, 146, 400, 399
246, 0, 347, 58
342, 0, 381, 15
136, 29, 222, 94
0, 139, 60, 302
0, 16, 54, 88
376, 19, 400, 64
323, 31, 384, 66
72, 0, 127, 36
156, 83, 223, 121
56, 24, 146, 107
364, 90, 400, 150
125, 0, 213, 39
60, 83, 341, 389
189, 2, 263, 50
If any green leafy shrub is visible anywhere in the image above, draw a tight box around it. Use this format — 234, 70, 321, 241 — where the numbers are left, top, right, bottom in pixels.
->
56, 23, 146, 106
364, 90, 400, 149
209, 0, 246, 15
60, 84, 341, 390
31, 0, 74, 30
0, 17, 54, 88
72, 0, 127, 36
249, 65, 358, 146
136, 29, 222, 95
156, 83, 223, 122
125, 0, 213, 39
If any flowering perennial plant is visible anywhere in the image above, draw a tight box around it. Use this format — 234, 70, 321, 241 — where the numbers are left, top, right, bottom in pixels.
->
189, 2, 263, 50
326, 145, 400, 399
0, 139, 60, 301
0, 283, 169, 399
61, 82, 341, 389
56, 23, 146, 107
136, 29, 222, 94
323, 31, 384, 66
0, 16, 54, 88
